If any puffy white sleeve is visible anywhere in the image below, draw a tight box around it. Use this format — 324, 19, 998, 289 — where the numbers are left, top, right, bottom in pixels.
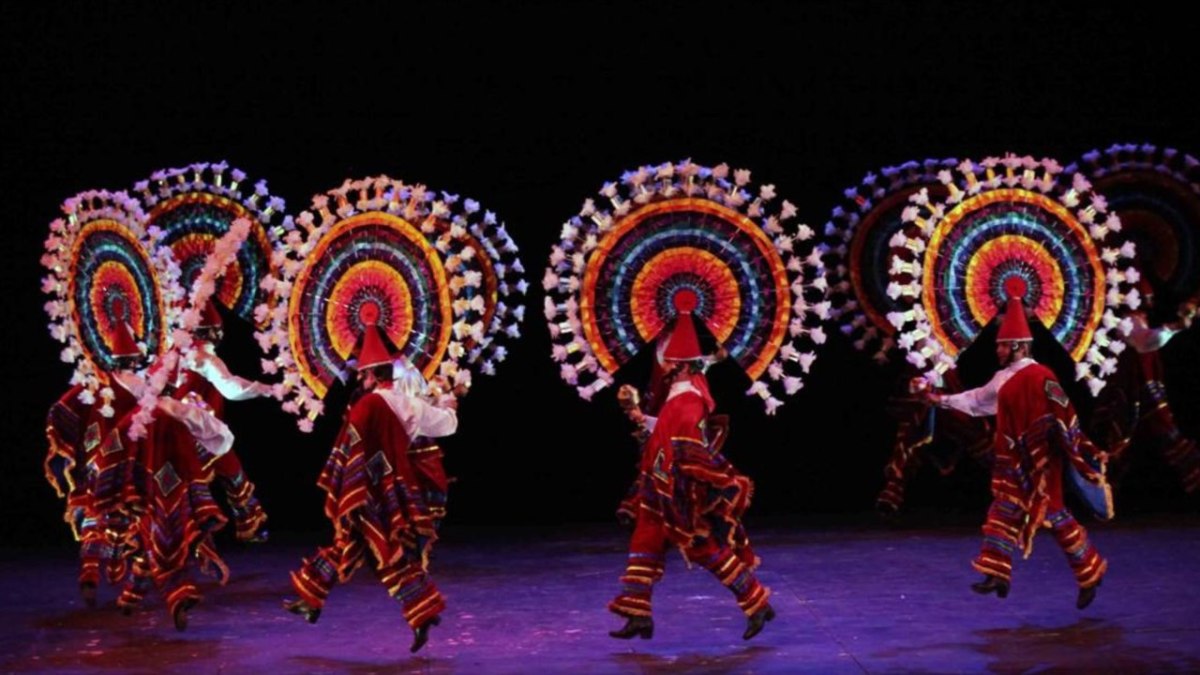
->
409, 396, 458, 438
156, 398, 234, 457
194, 353, 269, 401
1125, 315, 1178, 354
939, 370, 1006, 417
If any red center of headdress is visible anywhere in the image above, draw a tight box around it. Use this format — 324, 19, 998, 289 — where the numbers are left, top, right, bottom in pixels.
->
358, 302, 381, 326
1004, 276, 1028, 302
672, 288, 699, 314
111, 296, 128, 321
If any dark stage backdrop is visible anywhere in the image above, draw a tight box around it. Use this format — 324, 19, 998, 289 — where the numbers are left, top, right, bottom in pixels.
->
3, 2, 1199, 545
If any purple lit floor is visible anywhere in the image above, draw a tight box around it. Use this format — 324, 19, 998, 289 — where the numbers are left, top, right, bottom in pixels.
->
3, 517, 1199, 674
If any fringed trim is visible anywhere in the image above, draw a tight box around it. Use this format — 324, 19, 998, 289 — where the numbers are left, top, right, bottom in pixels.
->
148, 483, 228, 589
117, 555, 153, 611
893, 419, 935, 461
320, 454, 438, 575
399, 579, 444, 630
78, 559, 100, 585
290, 567, 332, 609
1075, 554, 1107, 589
234, 506, 269, 542
44, 429, 78, 500
738, 584, 771, 617
876, 482, 905, 511
196, 536, 230, 586
608, 595, 653, 618
165, 582, 200, 616
971, 553, 1013, 582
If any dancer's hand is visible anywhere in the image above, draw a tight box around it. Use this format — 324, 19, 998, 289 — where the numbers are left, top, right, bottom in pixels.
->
616, 384, 640, 410
1178, 301, 1197, 328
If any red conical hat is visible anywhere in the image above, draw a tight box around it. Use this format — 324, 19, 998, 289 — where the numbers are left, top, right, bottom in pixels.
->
109, 298, 141, 358
996, 277, 1033, 342
660, 290, 703, 361
353, 302, 394, 371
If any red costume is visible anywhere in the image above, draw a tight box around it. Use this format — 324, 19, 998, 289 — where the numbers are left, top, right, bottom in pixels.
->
45, 380, 140, 599
288, 316, 457, 650
176, 301, 271, 541
610, 303, 772, 637
939, 283, 1108, 602
121, 399, 229, 622
44, 315, 144, 601
1090, 281, 1200, 493
392, 360, 454, 533
101, 364, 233, 627
877, 366, 993, 513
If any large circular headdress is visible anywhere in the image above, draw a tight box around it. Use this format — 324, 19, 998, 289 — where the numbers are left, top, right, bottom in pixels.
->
134, 162, 286, 325
1067, 143, 1200, 302
262, 176, 520, 430
41, 190, 182, 409
544, 160, 829, 414
887, 155, 1139, 396
821, 158, 958, 364
422, 197, 528, 375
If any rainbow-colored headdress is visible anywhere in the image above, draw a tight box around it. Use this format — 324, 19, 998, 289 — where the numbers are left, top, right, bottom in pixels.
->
821, 158, 959, 364
262, 176, 525, 431
134, 161, 287, 327
41, 190, 182, 411
1067, 143, 1200, 304
543, 160, 829, 414
887, 155, 1139, 396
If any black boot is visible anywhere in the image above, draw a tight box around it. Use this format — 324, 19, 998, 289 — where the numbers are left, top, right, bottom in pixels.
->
743, 604, 776, 640
282, 598, 321, 624
971, 575, 1010, 599
1077, 579, 1101, 610
609, 615, 654, 640
80, 582, 97, 609
410, 615, 441, 653
173, 597, 198, 632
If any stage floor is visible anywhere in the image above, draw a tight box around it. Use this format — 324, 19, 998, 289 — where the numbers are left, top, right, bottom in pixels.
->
2, 516, 1198, 673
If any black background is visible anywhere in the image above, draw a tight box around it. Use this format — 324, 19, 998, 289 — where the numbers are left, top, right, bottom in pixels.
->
3, 1, 1198, 546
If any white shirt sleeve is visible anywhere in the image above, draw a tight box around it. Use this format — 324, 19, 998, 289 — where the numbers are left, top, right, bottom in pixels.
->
408, 396, 458, 438
194, 352, 266, 401
156, 398, 234, 457
939, 369, 1010, 417
1125, 314, 1178, 353
376, 388, 458, 439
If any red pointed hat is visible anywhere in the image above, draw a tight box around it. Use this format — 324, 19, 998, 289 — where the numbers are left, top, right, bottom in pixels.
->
108, 297, 141, 358
660, 290, 704, 361
353, 302, 395, 371
198, 299, 223, 329
996, 277, 1033, 342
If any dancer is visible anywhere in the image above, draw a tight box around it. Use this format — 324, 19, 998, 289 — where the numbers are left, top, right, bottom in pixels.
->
609, 300, 775, 640
1090, 277, 1199, 492
928, 280, 1110, 608
177, 300, 274, 541
284, 314, 458, 653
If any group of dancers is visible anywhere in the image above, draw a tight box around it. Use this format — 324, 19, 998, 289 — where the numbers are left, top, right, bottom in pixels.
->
40, 152, 1200, 652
